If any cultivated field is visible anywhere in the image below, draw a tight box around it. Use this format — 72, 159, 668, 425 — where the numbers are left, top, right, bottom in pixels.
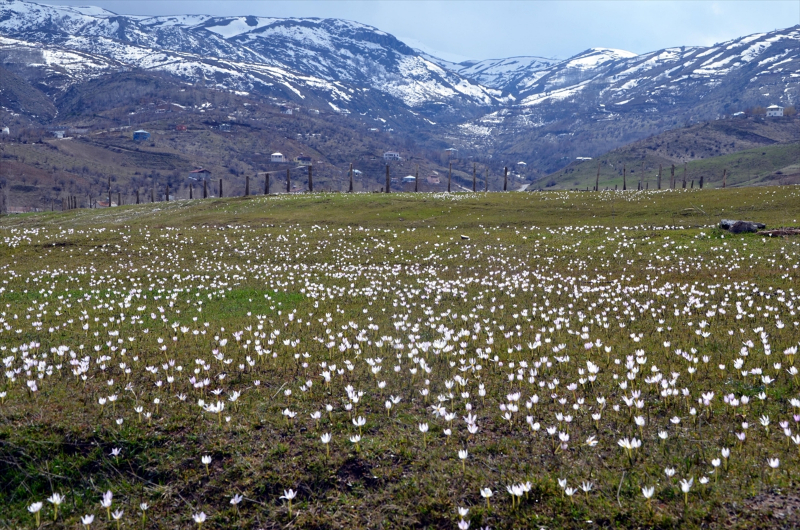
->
2, 187, 800, 529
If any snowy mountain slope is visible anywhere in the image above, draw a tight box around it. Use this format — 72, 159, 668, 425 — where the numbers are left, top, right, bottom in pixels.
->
455, 56, 559, 92
1, 0, 798, 175
0, 0, 498, 111
451, 26, 799, 172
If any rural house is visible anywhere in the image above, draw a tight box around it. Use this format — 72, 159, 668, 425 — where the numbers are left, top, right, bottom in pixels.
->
271, 152, 286, 163
294, 155, 312, 166
189, 168, 211, 180
766, 105, 784, 117
383, 151, 402, 161
133, 130, 151, 141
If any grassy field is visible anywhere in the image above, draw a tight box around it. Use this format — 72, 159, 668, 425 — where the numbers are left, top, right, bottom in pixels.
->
2, 187, 800, 529
546, 142, 800, 191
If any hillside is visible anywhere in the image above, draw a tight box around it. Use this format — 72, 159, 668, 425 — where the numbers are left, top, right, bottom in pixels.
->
1, 0, 799, 176
542, 115, 800, 189
0, 70, 528, 210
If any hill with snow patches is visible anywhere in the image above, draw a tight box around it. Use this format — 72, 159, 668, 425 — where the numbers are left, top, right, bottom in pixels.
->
0, 0, 798, 173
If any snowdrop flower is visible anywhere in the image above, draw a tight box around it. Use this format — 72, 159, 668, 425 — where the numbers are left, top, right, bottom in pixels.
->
680, 477, 693, 505
280, 489, 297, 517
419, 422, 429, 448
47, 493, 64, 520
101, 491, 113, 520
201, 455, 212, 475
231, 494, 243, 505
353, 415, 366, 434
112, 509, 124, 530
321, 432, 332, 459
81, 514, 95, 529
192, 512, 206, 527
458, 449, 468, 472
480, 487, 493, 509
349, 434, 361, 452
28, 501, 43, 527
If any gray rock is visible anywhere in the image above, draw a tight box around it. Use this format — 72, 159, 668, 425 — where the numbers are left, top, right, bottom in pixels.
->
720, 219, 766, 233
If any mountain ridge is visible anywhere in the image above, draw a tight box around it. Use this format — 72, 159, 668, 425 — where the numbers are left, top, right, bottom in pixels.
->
1, 0, 798, 175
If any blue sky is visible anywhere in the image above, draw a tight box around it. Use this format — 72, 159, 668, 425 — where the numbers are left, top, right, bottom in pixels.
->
45, 1, 800, 61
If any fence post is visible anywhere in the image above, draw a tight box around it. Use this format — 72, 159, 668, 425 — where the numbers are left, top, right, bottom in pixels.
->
189, 184, 193, 200
670, 164, 675, 189
119, 192, 122, 206
203, 179, 208, 199
447, 162, 451, 193
151, 187, 155, 203
682, 164, 687, 189
595, 162, 600, 191
503, 167, 508, 191
623, 164, 627, 191
721, 168, 727, 189
219, 179, 223, 197
137, 189, 140, 204
385, 164, 391, 193
640, 161, 644, 190
699, 175, 704, 189
265, 173, 270, 195
657, 164, 662, 190
473, 164, 477, 192
485, 169, 489, 192
286, 168, 290, 193
108, 177, 112, 207
245, 174, 250, 196
348, 164, 354, 193
415, 165, 419, 192
308, 165, 313, 192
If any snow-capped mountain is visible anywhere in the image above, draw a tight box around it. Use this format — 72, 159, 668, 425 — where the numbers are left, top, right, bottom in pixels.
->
454, 56, 559, 93
0, 0, 499, 115
1, 0, 798, 173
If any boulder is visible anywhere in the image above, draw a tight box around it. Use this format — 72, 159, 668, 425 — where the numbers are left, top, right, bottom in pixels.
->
720, 219, 765, 233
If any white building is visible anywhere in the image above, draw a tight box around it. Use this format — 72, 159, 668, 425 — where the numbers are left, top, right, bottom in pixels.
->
766, 105, 784, 117
402, 175, 416, 183
271, 152, 286, 163
383, 151, 401, 161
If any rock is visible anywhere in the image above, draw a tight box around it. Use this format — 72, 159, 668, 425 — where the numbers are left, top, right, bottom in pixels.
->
720, 219, 765, 233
